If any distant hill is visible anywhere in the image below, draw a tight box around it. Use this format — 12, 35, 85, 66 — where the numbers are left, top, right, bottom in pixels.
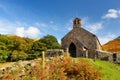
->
117, 36, 120, 39
5, 34, 40, 41
102, 37, 120, 53
6, 34, 17, 37
31, 38, 40, 41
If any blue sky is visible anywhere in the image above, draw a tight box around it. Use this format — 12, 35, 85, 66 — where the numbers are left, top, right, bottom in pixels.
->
0, 0, 120, 44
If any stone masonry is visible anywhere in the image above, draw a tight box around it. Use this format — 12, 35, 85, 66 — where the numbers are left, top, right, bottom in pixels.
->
61, 18, 102, 58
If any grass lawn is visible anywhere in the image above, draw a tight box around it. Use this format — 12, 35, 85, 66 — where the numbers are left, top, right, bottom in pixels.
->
81, 58, 120, 80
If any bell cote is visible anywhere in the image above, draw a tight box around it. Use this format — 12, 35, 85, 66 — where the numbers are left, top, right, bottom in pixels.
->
73, 18, 82, 29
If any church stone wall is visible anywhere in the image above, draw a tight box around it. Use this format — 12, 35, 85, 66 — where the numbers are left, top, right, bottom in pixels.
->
62, 28, 101, 58
61, 18, 102, 58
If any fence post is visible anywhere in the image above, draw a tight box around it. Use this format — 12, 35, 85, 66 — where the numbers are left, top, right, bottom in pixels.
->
42, 51, 45, 69
66, 48, 69, 57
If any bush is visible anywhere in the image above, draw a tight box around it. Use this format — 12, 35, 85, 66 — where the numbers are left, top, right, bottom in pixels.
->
0, 50, 11, 62
0, 56, 102, 80
0, 34, 61, 62
11, 50, 28, 61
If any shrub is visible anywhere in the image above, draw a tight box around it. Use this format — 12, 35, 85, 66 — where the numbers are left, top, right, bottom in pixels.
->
11, 50, 28, 61
0, 50, 11, 62
0, 56, 102, 80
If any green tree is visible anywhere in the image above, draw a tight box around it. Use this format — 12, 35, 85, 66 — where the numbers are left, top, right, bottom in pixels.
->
32, 41, 47, 52
0, 35, 14, 62
26, 40, 47, 59
11, 36, 33, 51
0, 35, 34, 62
11, 50, 28, 61
0, 34, 61, 62
40, 35, 61, 49
0, 49, 12, 62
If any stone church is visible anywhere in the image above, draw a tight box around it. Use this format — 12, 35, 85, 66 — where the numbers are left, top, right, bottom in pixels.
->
61, 18, 102, 58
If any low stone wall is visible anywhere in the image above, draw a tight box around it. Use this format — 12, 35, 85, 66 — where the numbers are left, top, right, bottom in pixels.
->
96, 50, 120, 63
46, 49, 63, 57
116, 54, 120, 63
45, 49, 120, 63
96, 50, 112, 61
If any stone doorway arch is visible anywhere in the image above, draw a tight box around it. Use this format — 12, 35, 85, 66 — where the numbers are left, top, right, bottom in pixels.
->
69, 43, 76, 57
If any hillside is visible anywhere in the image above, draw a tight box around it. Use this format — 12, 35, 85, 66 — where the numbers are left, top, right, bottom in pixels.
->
0, 34, 60, 62
6, 34, 40, 41
103, 37, 120, 53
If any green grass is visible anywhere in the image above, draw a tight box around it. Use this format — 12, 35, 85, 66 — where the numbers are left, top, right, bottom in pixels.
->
81, 58, 120, 80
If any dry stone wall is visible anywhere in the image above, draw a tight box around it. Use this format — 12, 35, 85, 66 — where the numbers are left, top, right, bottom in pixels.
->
96, 50, 120, 63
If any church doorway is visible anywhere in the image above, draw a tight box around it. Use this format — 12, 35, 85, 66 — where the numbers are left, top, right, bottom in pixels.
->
69, 43, 76, 57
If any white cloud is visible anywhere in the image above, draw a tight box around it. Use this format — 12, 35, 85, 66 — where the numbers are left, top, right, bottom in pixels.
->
35, 22, 47, 27
65, 18, 73, 31
16, 27, 25, 37
85, 22, 103, 33
102, 9, 120, 19
82, 17, 117, 45
51, 25, 59, 31
26, 27, 40, 37
0, 20, 17, 34
99, 33, 117, 45
65, 17, 103, 34
82, 18, 103, 33
0, 19, 41, 38
58, 39, 61, 44
16, 27, 40, 37
67, 27, 72, 31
